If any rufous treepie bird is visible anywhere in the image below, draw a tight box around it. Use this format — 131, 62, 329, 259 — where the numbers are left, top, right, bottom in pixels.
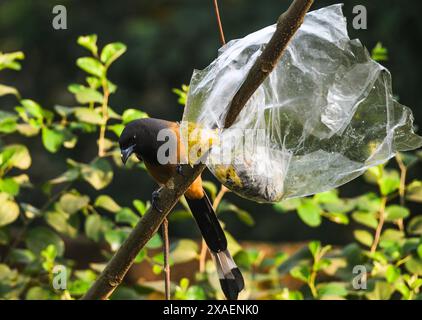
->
119, 118, 244, 300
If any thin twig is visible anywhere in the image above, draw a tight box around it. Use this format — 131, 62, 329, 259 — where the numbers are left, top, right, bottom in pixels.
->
371, 196, 387, 253
395, 153, 407, 231
98, 79, 110, 157
161, 218, 171, 300
199, 185, 229, 272
82, 0, 314, 300
213, 0, 226, 46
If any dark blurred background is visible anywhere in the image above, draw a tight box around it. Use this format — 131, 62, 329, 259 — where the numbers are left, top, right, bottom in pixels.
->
0, 0, 421, 245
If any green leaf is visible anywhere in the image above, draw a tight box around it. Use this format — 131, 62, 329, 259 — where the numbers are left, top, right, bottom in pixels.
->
354, 229, 374, 247
0, 51, 25, 71
42, 127, 64, 153
59, 192, 89, 215
407, 216, 422, 235
21, 99, 44, 119
74, 107, 103, 125
297, 199, 322, 227
107, 124, 125, 137
1, 145, 31, 170
9, 249, 36, 265
146, 233, 162, 249
105, 229, 129, 251
25, 227, 65, 257
317, 283, 348, 298
115, 208, 139, 227
290, 265, 311, 283
94, 195, 121, 213
134, 249, 147, 263
308, 241, 321, 258
385, 265, 400, 283
405, 257, 422, 275
352, 211, 378, 229
366, 281, 394, 300
418, 244, 422, 259
385, 205, 409, 221
122, 109, 148, 124
323, 212, 349, 225
73, 87, 103, 104
274, 198, 301, 212
77, 34, 98, 56
45, 210, 79, 238
26, 287, 55, 300
218, 201, 254, 226
100, 42, 127, 66
0, 84, 19, 98
0, 197, 19, 227
371, 42, 388, 62
54, 105, 74, 118
0, 111, 18, 133
0, 178, 20, 196
76, 57, 105, 78
202, 181, 218, 200
379, 170, 400, 196
85, 214, 104, 242
406, 180, 422, 203
81, 158, 113, 190
171, 239, 199, 264
133, 199, 148, 216
16, 123, 39, 136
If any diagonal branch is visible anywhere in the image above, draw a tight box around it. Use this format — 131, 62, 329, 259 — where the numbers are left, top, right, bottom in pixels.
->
82, 0, 313, 300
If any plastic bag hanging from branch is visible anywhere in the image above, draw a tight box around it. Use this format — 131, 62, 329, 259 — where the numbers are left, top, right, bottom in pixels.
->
181, 4, 422, 203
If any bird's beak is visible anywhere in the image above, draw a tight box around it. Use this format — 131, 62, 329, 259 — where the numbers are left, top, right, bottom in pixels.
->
121, 145, 135, 165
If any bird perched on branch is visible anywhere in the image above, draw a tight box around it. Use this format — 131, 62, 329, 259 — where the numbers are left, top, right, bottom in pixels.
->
119, 117, 244, 300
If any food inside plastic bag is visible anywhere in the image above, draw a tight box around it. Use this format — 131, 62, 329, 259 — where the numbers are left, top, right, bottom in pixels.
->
181, 4, 422, 203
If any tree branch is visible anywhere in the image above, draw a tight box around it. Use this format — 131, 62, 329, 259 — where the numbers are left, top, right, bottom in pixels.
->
82, 0, 313, 300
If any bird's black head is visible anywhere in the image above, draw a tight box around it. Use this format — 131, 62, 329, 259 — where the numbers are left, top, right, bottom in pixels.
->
119, 120, 143, 164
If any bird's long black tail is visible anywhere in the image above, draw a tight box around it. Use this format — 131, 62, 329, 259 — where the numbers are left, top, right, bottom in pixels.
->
185, 191, 244, 300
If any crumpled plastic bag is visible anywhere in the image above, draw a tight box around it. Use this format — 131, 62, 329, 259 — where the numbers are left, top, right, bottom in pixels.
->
181, 4, 422, 203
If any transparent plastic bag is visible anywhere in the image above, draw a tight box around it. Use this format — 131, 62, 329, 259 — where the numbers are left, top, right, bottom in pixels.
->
182, 4, 422, 203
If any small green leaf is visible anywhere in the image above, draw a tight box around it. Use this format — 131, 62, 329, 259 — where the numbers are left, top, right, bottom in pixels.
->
407, 216, 422, 235
100, 42, 127, 66
171, 239, 199, 264
107, 124, 125, 137
0, 84, 19, 98
133, 199, 148, 216
297, 199, 322, 227
54, 105, 74, 118
122, 109, 148, 124
274, 198, 302, 212
115, 208, 139, 227
59, 192, 90, 214
379, 170, 400, 196
406, 180, 422, 203
134, 249, 147, 263
73, 87, 104, 104
74, 107, 103, 125
21, 99, 44, 119
353, 229, 374, 247
81, 158, 113, 190
418, 244, 422, 259
371, 42, 388, 62
105, 229, 129, 251
85, 214, 104, 242
76, 57, 105, 78
385, 205, 409, 221
77, 34, 98, 56
405, 257, 422, 275
0, 197, 19, 227
42, 127, 64, 153
308, 241, 321, 258
26, 287, 55, 300
290, 265, 311, 283
95, 195, 121, 213
0, 178, 20, 196
25, 227, 65, 256
146, 233, 162, 249
352, 211, 378, 229
385, 265, 400, 283
317, 283, 348, 298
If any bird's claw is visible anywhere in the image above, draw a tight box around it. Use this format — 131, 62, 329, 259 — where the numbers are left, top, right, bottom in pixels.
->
152, 190, 163, 213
